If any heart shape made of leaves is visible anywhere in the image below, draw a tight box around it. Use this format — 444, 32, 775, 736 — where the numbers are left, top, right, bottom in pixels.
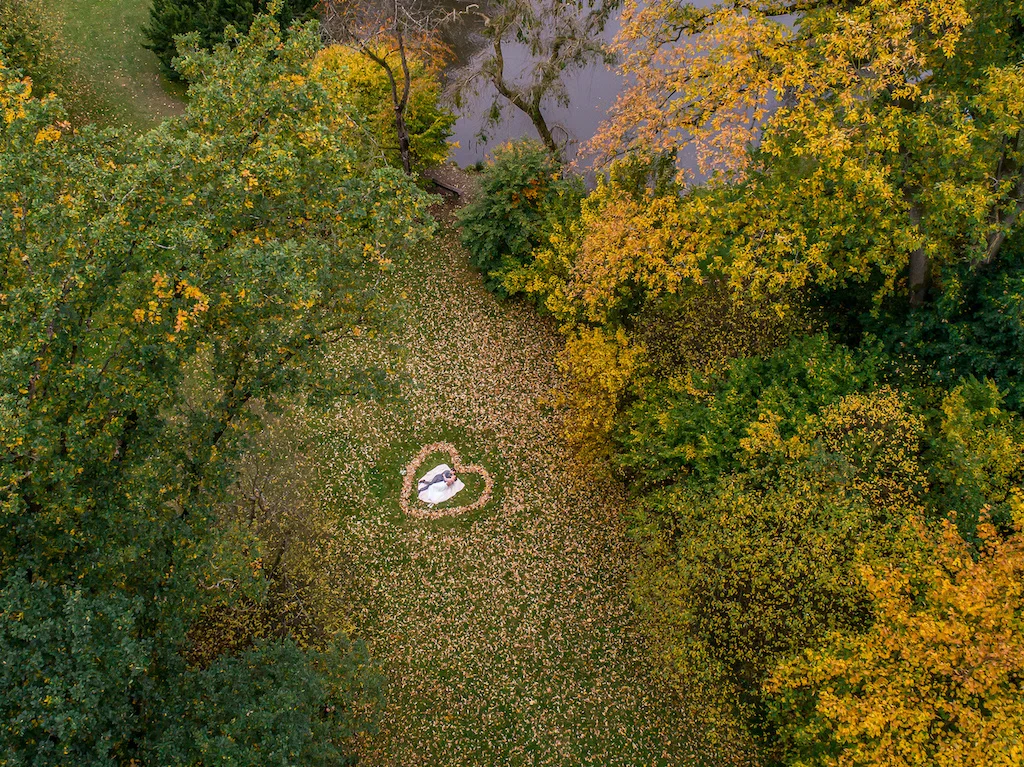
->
401, 442, 494, 519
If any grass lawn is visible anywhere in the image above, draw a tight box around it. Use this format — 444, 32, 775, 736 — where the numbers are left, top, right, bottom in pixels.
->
304, 204, 731, 766
57, 0, 184, 130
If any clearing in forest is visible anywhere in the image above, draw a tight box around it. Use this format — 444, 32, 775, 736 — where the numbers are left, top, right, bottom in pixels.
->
311, 203, 723, 766
60, 0, 184, 130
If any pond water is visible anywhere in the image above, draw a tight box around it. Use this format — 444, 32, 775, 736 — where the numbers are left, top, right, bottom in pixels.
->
436, 3, 628, 167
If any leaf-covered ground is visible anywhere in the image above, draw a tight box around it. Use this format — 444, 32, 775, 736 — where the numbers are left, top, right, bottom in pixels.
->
309, 203, 724, 766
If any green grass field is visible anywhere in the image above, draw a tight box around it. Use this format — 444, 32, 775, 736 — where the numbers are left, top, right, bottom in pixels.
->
58, 0, 184, 130
303, 205, 727, 766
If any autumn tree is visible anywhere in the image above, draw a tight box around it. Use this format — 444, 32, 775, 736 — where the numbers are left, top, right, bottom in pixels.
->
0, 14, 430, 763
451, 0, 618, 161
630, 386, 927, 747
768, 518, 1024, 767
588, 0, 1024, 306
312, 41, 455, 172
319, 0, 461, 174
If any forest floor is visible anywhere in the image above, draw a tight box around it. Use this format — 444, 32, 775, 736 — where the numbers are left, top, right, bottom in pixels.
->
306, 202, 725, 766
59, 0, 184, 130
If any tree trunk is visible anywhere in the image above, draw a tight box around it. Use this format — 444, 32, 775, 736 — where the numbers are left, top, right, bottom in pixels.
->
487, 33, 562, 162
909, 246, 929, 307
394, 108, 412, 174
981, 173, 1024, 267
528, 104, 560, 160
395, 25, 413, 175
360, 31, 413, 175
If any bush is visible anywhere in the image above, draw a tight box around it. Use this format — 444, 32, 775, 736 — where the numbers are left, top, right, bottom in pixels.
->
795, 387, 927, 515
926, 378, 1024, 543
634, 463, 881, 744
312, 44, 454, 172
152, 638, 382, 766
144, 0, 318, 79
631, 386, 926, 748
618, 334, 883, 489
457, 139, 583, 294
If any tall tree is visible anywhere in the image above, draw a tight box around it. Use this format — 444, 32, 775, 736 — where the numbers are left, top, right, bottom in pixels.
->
589, 0, 1024, 306
0, 14, 430, 763
769, 518, 1024, 767
320, 0, 461, 174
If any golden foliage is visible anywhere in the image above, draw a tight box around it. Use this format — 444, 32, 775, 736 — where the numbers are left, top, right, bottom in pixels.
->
938, 380, 1024, 499
582, 0, 1024, 307
798, 388, 927, 514
634, 464, 884, 747
519, 174, 706, 325
769, 518, 1024, 767
594, 0, 973, 179
550, 326, 645, 452
311, 44, 454, 169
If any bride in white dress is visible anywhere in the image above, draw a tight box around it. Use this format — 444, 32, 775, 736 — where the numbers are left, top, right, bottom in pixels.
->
417, 464, 464, 504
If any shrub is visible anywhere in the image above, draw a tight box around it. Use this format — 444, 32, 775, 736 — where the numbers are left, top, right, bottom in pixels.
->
795, 387, 927, 515
633, 463, 882, 744
926, 378, 1024, 543
618, 334, 883, 489
152, 638, 382, 766
631, 386, 926, 749
457, 139, 583, 294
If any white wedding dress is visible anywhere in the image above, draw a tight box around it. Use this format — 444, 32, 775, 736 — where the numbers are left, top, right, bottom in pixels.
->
417, 463, 466, 504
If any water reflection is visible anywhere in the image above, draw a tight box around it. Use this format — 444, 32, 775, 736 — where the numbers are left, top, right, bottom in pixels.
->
436, 2, 625, 167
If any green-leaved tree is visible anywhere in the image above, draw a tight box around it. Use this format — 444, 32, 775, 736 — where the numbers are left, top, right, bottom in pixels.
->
0, 14, 432, 764
144, 0, 318, 78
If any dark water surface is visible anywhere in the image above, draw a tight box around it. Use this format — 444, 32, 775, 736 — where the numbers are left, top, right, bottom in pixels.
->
437, 3, 627, 167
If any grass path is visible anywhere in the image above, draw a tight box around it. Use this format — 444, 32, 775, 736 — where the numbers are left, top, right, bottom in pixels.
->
58, 0, 184, 130
313, 205, 722, 766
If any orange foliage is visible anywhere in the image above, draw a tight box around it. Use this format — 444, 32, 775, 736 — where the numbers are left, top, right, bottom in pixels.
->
769, 519, 1024, 767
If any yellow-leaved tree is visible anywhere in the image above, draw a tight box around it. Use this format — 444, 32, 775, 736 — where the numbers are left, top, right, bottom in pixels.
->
584, 0, 1024, 307
768, 519, 1024, 767
312, 44, 454, 172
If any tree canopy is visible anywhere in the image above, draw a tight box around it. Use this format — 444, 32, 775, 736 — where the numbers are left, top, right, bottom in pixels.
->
586, 0, 1024, 307
769, 519, 1024, 767
0, 14, 431, 763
